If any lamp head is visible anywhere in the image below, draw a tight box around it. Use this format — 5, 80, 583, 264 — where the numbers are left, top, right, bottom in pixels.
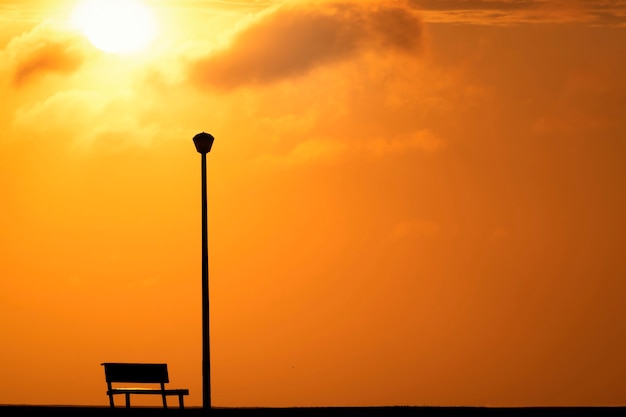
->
193, 132, 215, 154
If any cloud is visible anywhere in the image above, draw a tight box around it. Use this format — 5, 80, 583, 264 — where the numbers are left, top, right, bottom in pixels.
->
13, 89, 160, 151
255, 137, 349, 168
409, 0, 626, 25
253, 128, 444, 169
1, 23, 87, 87
191, 0, 423, 89
0, 1, 53, 25
365, 129, 445, 156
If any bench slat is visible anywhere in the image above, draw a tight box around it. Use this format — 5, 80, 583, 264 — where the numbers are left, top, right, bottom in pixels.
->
101, 362, 189, 409
102, 362, 169, 383
108, 389, 189, 394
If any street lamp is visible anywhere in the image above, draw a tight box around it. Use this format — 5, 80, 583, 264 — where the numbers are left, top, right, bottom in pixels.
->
193, 132, 214, 410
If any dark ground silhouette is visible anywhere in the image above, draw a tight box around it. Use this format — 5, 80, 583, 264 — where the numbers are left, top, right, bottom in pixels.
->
1, 406, 625, 416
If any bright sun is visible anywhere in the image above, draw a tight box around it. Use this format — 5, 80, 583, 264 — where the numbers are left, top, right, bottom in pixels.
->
72, 0, 157, 54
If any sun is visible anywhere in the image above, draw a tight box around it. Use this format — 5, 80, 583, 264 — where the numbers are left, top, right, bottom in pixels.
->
71, 0, 157, 54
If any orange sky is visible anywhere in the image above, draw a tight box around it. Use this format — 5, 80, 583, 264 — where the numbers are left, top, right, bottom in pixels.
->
1, 0, 625, 408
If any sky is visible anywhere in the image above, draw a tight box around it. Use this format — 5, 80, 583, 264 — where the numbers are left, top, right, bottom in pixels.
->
1, 0, 625, 408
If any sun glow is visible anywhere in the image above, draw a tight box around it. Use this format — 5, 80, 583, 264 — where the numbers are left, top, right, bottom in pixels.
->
71, 0, 157, 54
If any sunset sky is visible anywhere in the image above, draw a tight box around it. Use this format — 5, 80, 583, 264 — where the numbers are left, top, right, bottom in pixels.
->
1, 0, 625, 408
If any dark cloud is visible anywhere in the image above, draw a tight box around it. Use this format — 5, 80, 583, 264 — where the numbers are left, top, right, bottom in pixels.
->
5, 25, 86, 87
12, 42, 84, 86
409, 0, 626, 25
409, 0, 542, 11
191, 1, 423, 90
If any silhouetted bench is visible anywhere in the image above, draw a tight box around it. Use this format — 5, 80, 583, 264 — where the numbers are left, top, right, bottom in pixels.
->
101, 362, 189, 409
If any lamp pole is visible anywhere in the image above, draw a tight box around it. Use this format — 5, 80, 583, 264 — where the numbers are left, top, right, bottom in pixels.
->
193, 132, 215, 410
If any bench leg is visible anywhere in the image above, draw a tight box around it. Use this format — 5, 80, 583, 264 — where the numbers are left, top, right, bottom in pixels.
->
162, 394, 168, 409
108, 395, 115, 409
125, 393, 131, 408
179, 394, 185, 409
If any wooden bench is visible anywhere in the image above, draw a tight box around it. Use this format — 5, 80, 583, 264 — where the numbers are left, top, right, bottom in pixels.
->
101, 362, 189, 409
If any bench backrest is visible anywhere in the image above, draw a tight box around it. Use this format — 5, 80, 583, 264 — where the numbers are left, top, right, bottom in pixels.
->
102, 363, 170, 384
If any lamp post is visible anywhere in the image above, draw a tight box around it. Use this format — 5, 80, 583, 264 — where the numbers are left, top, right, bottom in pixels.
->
193, 132, 215, 410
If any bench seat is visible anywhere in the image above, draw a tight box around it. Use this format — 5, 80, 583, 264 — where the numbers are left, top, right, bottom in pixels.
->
102, 362, 189, 409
